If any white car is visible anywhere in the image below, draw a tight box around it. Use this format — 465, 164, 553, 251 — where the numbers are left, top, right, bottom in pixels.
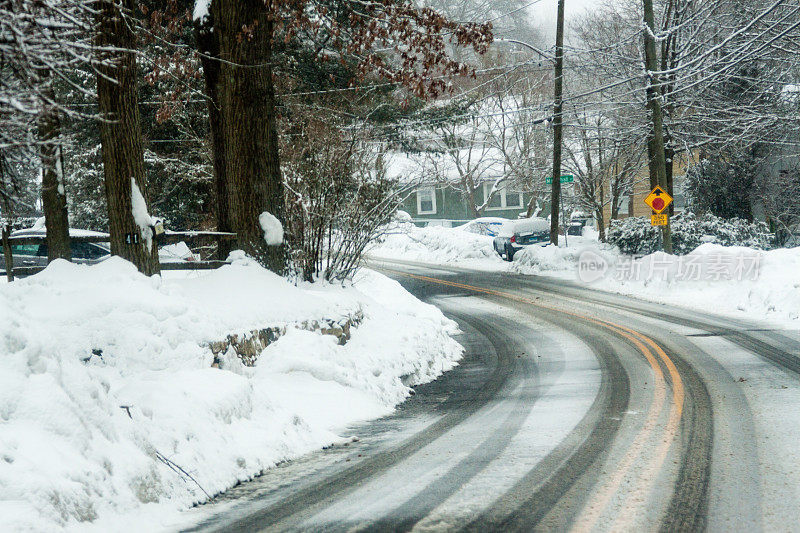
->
9, 228, 111, 268
458, 217, 510, 237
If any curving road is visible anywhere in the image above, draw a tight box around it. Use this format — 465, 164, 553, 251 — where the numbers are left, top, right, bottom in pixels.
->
185, 259, 800, 532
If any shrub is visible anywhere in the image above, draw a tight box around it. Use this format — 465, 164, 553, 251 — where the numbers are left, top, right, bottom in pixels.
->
607, 212, 773, 255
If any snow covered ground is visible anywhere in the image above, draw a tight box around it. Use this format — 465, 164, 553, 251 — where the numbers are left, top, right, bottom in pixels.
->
369, 222, 800, 328
0, 254, 462, 531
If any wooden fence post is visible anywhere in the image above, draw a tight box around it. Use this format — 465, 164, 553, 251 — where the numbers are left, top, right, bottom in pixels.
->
2, 223, 14, 282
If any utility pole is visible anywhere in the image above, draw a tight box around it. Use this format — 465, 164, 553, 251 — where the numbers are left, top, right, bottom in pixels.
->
642, 0, 673, 253
550, 0, 565, 246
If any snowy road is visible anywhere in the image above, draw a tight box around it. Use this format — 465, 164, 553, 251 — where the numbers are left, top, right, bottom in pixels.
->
184, 259, 800, 532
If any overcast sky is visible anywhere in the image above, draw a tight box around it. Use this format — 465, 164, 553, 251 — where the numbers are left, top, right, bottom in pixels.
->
529, 0, 605, 37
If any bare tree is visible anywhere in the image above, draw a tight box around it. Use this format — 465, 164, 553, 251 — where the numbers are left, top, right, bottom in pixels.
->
0, 0, 95, 258
563, 109, 645, 240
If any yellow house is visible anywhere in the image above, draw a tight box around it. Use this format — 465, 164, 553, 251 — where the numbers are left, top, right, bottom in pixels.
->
602, 149, 701, 222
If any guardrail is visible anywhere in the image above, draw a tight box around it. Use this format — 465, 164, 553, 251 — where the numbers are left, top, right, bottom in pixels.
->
0, 229, 238, 281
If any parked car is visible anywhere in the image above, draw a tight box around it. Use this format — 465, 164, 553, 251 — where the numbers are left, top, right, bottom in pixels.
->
8, 228, 111, 268
493, 217, 550, 261
567, 221, 585, 236
5, 228, 198, 271
567, 213, 594, 236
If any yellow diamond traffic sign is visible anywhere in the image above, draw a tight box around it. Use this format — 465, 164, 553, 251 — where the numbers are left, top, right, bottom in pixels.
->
644, 185, 673, 214
651, 213, 668, 226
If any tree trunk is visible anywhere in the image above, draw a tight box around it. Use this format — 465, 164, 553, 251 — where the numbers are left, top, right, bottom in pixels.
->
39, 79, 71, 262
464, 176, 480, 218
94, 0, 159, 275
596, 207, 606, 242
597, 179, 606, 242
610, 171, 620, 220
646, 131, 658, 190
629, 189, 635, 216
549, 0, 566, 245
2, 223, 14, 282
642, 0, 673, 253
213, 0, 285, 272
194, 14, 231, 261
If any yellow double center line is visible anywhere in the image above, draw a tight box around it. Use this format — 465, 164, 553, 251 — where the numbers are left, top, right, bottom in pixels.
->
379, 267, 685, 526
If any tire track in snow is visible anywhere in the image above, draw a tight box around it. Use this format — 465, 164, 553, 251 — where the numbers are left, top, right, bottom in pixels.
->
196, 282, 519, 532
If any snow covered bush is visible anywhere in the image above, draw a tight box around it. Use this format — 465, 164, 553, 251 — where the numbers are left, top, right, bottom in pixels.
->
605, 216, 660, 256
607, 212, 773, 255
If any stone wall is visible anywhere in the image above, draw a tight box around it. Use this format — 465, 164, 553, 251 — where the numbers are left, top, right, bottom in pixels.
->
209, 310, 364, 367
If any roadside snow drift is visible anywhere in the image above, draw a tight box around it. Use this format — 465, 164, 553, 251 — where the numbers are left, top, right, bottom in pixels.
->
0, 255, 462, 531
584, 244, 800, 325
372, 223, 503, 267
370, 222, 800, 327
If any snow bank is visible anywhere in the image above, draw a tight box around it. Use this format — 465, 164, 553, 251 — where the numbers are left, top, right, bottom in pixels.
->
511, 237, 608, 276
370, 223, 504, 267
518, 242, 800, 325
370, 222, 800, 327
587, 244, 800, 325
0, 256, 461, 531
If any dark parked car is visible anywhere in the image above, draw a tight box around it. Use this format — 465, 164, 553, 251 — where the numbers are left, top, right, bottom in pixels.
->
9, 229, 111, 269
493, 217, 550, 261
4, 227, 199, 273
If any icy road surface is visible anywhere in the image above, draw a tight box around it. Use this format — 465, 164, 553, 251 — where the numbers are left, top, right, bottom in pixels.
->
181, 259, 800, 532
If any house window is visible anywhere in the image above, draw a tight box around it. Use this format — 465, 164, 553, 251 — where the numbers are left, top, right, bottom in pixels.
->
417, 188, 436, 215
620, 195, 632, 216
505, 190, 522, 208
673, 175, 687, 211
484, 183, 523, 211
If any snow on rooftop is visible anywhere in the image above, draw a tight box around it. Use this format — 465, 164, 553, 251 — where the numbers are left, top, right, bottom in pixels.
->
385, 148, 507, 185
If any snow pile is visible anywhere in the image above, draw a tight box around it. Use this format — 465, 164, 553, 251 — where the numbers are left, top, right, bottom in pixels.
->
259, 211, 283, 246
0, 256, 461, 531
158, 241, 197, 263
370, 223, 503, 266
511, 237, 609, 276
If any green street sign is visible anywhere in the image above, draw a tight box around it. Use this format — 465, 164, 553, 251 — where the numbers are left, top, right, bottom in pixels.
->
546, 175, 574, 184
